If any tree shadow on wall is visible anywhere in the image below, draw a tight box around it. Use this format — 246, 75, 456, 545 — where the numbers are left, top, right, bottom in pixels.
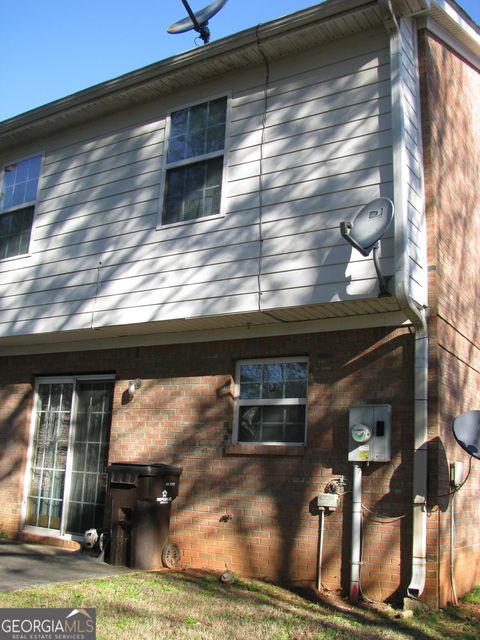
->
107, 327, 416, 608
0, 384, 33, 534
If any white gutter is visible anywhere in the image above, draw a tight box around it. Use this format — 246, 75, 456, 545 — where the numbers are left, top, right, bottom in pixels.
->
378, 0, 429, 600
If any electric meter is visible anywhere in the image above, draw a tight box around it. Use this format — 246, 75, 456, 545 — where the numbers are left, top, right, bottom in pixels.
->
350, 424, 372, 443
348, 405, 392, 462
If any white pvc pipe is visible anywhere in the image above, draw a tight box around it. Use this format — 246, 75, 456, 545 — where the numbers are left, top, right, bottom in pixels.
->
408, 328, 428, 598
450, 494, 458, 605
317, 509, 325, 591
350, 463, 363, 603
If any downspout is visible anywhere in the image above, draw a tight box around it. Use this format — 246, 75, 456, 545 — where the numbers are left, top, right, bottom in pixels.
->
378, 0, 429, 600
350, 463, 363, 602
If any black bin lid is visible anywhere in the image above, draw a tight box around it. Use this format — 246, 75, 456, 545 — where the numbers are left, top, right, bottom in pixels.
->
107, 462, 183, 477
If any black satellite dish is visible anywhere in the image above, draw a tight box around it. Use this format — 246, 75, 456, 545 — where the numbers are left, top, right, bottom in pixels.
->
340, 197, 394, 297
452, 410, 480, 460
168, 0, 229, 44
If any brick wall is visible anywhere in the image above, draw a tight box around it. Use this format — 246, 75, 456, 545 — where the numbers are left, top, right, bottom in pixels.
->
0, 327, 414, 602
419, 29, 480, 606
0, 380, 34, 534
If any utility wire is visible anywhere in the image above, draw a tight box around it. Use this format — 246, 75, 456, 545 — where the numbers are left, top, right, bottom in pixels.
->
361, 503, 408, 523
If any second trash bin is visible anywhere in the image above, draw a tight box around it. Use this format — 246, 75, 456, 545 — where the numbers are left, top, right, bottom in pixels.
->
107, 462, 182, 570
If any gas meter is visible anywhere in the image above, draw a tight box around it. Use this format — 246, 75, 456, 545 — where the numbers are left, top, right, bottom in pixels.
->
348, 404, 391, 462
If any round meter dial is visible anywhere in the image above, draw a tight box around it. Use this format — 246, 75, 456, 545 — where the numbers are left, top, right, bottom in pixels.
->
351, 423, 372, 443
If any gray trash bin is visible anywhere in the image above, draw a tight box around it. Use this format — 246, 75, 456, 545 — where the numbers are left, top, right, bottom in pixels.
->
107, 462, 182, 570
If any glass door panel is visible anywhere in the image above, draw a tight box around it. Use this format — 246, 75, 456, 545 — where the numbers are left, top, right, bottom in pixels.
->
25, 378, 113, 536
64, 381, 113, 535
25, 383, 73, 530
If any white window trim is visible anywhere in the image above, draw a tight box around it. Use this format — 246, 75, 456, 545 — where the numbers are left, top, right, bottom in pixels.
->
233, 356, 308, 446
0, 152, 44, 261
156, 93, 231, 230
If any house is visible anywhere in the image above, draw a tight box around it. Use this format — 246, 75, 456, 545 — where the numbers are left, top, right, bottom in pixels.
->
0, 0, 478, 607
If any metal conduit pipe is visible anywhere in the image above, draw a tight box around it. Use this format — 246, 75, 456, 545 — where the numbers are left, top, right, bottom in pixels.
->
378, 0, 429, 601
316, 509, 325, 591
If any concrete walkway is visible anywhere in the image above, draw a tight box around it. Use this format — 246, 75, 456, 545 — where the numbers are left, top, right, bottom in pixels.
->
0, 541, 134, 592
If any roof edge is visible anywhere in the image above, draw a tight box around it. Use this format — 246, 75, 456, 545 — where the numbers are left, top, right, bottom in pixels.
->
0, 0, 376, 137
0, 0, 477, 142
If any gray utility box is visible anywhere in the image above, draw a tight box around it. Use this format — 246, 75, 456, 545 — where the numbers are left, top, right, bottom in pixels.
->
107, 462, 182, 570
317, 493, 339, 511
348, 404, 392, 462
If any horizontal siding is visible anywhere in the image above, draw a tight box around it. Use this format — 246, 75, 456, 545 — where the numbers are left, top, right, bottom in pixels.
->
0, 27, 397, 339
36, 168, 163, 216
40, 156, 163, 204
229, 69, 391, 135
42, 120, 164, 174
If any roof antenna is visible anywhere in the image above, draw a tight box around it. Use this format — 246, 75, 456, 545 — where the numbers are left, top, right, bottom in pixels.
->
168, 0, 229, 44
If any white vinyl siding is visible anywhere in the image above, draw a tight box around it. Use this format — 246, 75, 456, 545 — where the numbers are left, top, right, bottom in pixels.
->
0, 27, 403, 340
399, 17, 427, 307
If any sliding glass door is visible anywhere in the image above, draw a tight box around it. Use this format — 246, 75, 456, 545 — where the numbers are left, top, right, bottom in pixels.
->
24, 376, 114, 537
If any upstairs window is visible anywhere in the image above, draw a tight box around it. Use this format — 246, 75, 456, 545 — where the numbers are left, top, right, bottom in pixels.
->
0, 154, 42, 259
162, 96, 227, 225
234, 357, 308, 445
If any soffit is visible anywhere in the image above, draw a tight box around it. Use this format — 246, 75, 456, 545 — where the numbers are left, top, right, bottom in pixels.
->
0, 297, 403, 355
392, 0, 431, 14
429, 1, 480, 58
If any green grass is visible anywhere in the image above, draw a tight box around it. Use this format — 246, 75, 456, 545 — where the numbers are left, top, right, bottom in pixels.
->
463, 585, 480, 603
0, 570, 479, 640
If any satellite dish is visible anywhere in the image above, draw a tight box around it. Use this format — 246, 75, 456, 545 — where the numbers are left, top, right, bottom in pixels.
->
168, 0, 229, 44
340, 197, 394, 297
340, 198, 394, 257
452, 410, 480, 460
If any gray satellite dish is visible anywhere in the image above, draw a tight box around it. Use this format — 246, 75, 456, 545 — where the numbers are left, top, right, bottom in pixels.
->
168, 0, 229, 44
452, 410, 480, 460
340, 197, 394, 297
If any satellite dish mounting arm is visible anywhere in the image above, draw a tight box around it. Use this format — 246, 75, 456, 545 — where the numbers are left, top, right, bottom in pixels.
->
168, 1, 229, 44
339, 221, 368, 257
372, 242, 390, 297
180, 0, 211, 43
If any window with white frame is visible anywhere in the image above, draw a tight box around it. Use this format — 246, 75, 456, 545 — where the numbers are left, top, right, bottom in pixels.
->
0, 154, 42, 259
162, 96, 227, 225
234, 358, 308, 444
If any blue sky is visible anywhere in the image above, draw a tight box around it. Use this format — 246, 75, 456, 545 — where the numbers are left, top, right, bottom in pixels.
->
1, 0, 479, 122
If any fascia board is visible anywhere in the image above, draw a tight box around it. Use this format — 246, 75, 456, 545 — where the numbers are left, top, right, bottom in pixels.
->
428, 0, 480, 65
